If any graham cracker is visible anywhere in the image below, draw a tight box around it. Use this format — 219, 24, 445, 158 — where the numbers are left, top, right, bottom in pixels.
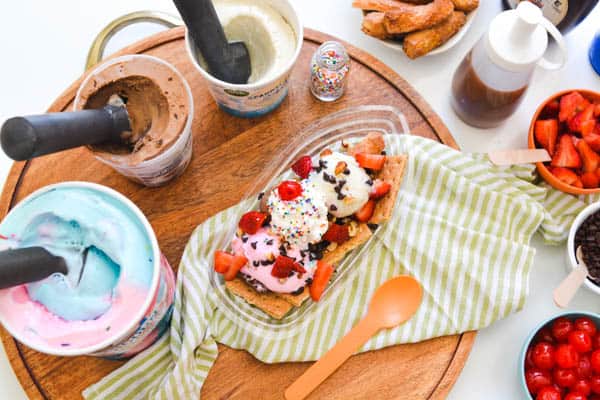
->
370, 154, 407, 224
349, 131, 385, 156
225, 278, 293, 320
278, 288, 309, 307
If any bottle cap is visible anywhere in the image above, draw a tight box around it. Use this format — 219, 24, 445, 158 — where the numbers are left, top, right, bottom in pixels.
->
486, 1, 567, 72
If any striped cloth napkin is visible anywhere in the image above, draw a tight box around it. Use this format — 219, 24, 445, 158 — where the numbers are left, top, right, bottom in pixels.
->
83, 135, 599, 400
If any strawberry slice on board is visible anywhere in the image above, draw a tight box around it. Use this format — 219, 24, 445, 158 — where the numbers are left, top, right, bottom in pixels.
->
322, 223, 350, 244
576, 139, 600, 172
355, 199, 376, 222
291, 156, 313, 179
310, 260, 334, 301
354, 153, 386, 171
581, 172, 600, 188
369, 179, 392, 199
559, 91, 589, 122
551, 135, 582, 169
550, 167, 580, 186
239, 211, 268, 235
534, 119, 558, 156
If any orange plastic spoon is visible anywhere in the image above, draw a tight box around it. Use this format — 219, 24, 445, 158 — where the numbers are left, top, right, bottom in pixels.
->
284, 275, 423, 400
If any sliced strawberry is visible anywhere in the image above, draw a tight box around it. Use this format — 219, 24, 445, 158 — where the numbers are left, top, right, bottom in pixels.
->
581, 119, 597, 136
355, 153, 386, 170
291, 156, 312, 179
369, 179, 392, 199
355, 200, 376, 222
239, 211, 268, 235
224, 255, 248, 281
576, 139, 600, 172
214, 251, 234, 274
310, 260, 334, 301
581, 172, 600, 188
573, 177, 584, 188
595, 103, 600, 117
583, 125, 600, 152
322, 223, 350, 244
541, 100, 560, 119
278, 180, 303, 201
559, 91, 588, 122
271, 255, 306, 279
551, 135, 582, 169
568, 104, 596, 132
595, 168, 600, 180
550, 167, 580, 186
535, 119, 558, 156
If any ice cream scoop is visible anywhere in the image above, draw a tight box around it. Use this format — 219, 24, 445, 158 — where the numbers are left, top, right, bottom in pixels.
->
173, 0, 251, 84
1, 95, 131, 161
0, 247, 68, 290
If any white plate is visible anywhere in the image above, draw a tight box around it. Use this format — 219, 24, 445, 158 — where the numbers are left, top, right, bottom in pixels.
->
381, 8, 478, 57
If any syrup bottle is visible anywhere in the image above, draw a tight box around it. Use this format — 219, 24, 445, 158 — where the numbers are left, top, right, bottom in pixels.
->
451, 1, 568, 129
503, 0, 599, 34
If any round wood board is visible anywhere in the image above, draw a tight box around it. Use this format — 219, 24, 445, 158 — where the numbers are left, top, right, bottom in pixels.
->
0, 27, 475, 400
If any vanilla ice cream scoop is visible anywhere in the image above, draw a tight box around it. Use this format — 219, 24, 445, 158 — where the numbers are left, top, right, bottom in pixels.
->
308, 152, 372, 218
267, 181, 328, 248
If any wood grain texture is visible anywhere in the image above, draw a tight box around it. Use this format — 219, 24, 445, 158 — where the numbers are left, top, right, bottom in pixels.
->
0, 27, 474, 399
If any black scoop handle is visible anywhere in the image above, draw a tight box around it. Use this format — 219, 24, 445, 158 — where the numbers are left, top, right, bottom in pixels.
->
173, 0, 251, 84
1, 104, 130, 161
0, 247, 68, 290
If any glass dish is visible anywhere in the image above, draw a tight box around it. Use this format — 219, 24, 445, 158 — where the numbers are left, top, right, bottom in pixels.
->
209, 105, 410, 338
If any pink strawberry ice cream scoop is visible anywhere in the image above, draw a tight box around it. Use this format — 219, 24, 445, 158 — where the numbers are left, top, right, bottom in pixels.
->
232, 227, 316, 294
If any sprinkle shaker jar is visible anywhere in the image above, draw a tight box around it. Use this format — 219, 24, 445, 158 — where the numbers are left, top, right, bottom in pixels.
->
310, 41, 350, 102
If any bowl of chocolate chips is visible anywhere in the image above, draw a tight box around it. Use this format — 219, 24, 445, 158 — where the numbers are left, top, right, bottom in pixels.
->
568, 202, 600, 295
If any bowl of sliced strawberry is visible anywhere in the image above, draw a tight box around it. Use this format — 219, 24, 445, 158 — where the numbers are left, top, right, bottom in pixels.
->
529, 90, 600, 195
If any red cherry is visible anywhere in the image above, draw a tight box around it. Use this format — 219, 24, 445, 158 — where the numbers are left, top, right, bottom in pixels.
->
278, 180, 303, 201
592, 350, 600, 373
537, 327, 557, 344
554, 368, 577, 388
536, 386, 561, 400
553, 317, 575, 342
526, 347, 537, 369
577, 354, 593, 379
575, 317, 598, 337
556, 344, 580, 369
532, 342, 556, 370
569, 330, 593, 353
526, 368, 553, 395
565, 392, 588, 400
572, 379, 592, 396
593, 334, 600, 350
591, 375, 600, 394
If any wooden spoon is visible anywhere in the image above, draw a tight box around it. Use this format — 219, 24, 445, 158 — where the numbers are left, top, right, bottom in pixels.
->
553, 246, 593, 308
284, 275, 423, 400
487, 149, 551, 166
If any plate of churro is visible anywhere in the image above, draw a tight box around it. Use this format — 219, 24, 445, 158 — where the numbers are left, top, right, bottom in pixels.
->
353, 0, 479, 59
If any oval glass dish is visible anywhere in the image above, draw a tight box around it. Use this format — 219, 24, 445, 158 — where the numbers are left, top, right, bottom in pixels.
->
208, 105, 410, 338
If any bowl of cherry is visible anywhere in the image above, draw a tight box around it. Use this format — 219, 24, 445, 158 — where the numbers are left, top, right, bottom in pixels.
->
521, 312, 600, 400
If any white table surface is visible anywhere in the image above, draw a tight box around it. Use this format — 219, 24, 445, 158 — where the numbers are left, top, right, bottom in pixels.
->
0, 1, 599, 399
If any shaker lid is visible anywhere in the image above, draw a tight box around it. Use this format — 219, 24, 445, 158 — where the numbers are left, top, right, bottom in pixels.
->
487, 1, 550, 72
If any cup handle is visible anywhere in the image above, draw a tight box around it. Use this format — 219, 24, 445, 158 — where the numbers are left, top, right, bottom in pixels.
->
537, 18, 568, 71
85, 11, 182, 70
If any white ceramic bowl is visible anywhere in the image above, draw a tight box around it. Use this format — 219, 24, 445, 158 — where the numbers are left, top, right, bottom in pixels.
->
381, 8, 478, 57
566, 201, 600, 296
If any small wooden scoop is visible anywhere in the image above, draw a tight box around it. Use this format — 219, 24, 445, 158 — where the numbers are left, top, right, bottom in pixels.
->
284, 276, 423, 400
553, 246, 594, 308
488, 149, 551, 166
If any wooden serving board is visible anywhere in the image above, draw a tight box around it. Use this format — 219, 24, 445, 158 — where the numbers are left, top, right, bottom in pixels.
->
0, 27, 475, 399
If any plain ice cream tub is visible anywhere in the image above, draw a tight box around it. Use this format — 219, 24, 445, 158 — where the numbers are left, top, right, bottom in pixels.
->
74, 55, 194, 187
184, 0, 303, 118
0, 182, 175, 358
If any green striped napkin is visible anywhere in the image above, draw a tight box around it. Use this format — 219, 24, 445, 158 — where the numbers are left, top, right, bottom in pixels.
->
83, 135, 599, 400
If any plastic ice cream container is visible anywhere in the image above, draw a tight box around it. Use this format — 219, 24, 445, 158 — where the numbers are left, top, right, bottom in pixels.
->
74, 55, 194, 187
0, 182, 175, 358
184, 0, 303, 118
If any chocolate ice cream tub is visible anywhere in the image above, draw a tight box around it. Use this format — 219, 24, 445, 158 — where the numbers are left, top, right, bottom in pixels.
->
74, 55, 194, 187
